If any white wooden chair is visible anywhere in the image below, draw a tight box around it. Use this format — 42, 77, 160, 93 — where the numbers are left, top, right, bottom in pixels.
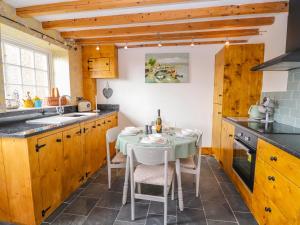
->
128, 145, 175, 225
180, 131, 203, 197
106, 127, 127, 189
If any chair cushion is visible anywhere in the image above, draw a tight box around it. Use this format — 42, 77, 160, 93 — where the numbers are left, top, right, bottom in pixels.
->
180, 156, 196, 169
112, 152, 126, 164
134, 164, 174, 186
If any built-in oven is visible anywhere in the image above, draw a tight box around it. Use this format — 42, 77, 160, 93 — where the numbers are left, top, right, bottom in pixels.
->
232, 127, 258, 192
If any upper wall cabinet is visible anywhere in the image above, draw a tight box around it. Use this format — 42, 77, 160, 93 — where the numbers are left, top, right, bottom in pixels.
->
83, 45, 118, 79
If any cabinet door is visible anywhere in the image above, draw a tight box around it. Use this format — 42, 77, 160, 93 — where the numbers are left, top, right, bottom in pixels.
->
37, 133, 63, 218
213, 49, 224, 105
0, 139, 10, 222
83, 121, 97, 178
211, 103, 222, 161
220, 121, 235, 177
96, 119, 107, 168
88, 57, 110, 72
62, 127, 84, 199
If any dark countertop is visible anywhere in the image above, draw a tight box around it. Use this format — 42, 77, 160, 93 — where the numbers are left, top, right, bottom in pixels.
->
0, 110, 117, 138
224, 117, 300, 159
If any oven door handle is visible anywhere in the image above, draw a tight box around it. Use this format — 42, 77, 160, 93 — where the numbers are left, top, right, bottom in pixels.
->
234, 139, 255, 155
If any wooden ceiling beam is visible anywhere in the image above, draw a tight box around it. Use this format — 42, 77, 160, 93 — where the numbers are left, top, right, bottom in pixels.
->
61, 17, 274, 39
16, 0, 188, 17
43, 1, 288, 29
77, 29, 259, 44
117, 40, 248, 48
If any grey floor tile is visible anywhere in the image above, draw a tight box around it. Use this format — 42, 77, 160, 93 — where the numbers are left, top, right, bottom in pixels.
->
181, 174, 196, 193
219, 183, 239, 196
113, 220, 143, 225
117, 203, 149, 224
97, 191, 123, 209
183, 192, 203, 209
200, 184, 225, 202
207, 220, 237, 225
64, 197, 98, 216
177, 208, 206, 225
51, 213, 86, 225
0, 222, 13, 225
93, 173, 114, 185
225, 195, 249, 212
213, 171, 231, 183
234, 212, 258, 225
64, 188, 84, 204
80, 183, 107, 199
83, 207, 119, 225
141, 184, 163, 196
111, 177, 127, 193
148, 199, 177, 216
146, 214, 177, 225
44, 203, 68, 223
91, 170, 102, 179
203, 200, 236, 222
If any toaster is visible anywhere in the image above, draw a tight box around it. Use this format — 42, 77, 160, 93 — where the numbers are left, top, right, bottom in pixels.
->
78, 100, 92, 112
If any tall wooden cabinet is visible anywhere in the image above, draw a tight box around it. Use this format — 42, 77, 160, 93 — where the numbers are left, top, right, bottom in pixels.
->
211, 44, 264, 160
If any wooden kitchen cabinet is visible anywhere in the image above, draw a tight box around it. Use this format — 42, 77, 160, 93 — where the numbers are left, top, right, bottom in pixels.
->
253, 139, 300, 225
0, 113, 118, 225
83, 121, 97, 178
62, 126, 85, 199
211, 44, 264, 160
212, 104, 223, 160
84, 45, 118, 79
220, 120, 235, 177
0, 138, 10, 222
37, 133, 64, 218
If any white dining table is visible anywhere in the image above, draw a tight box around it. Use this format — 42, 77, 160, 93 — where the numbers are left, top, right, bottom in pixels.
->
115, 130, 198, 211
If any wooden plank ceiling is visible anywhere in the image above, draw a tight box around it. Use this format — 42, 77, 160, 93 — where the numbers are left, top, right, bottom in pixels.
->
14, 0, 288, 48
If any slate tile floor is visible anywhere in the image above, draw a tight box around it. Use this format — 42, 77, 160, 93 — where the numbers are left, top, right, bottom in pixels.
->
0, 156, 258, 225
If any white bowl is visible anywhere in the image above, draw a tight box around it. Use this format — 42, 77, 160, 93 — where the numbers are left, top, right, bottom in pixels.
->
181, 129, 194, 136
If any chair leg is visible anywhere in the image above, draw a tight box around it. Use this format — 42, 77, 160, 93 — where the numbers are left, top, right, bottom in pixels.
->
122, 159, 130, 205
164, 184, 168, 225
131, 182, 135, 221
176, 159, 184, 211
196, 171, 200, 198
108, 165, 112, 189
137, 183, 141, 194
171, 175, 175, 201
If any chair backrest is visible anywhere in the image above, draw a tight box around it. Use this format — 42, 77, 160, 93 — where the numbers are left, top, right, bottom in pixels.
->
129, 145, 173, 166
106, 127, 121, 163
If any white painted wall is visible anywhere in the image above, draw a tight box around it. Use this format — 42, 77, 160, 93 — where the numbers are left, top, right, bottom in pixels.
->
97, 45, 221, 146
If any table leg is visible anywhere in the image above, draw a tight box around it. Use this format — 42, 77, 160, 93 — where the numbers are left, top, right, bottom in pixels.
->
122, 156, 130, 205
176, 159, 184, 211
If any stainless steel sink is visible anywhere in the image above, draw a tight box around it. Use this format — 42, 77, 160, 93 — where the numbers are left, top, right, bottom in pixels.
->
26, 112, 98, 125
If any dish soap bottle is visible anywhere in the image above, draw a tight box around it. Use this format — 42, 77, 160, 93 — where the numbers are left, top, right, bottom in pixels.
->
156, 109, 162, 133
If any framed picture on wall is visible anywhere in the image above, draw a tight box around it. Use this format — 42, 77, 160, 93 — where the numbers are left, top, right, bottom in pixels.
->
145, 53, 189, 83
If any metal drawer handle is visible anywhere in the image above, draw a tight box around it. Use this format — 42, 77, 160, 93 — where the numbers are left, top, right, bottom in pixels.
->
267, 176, 275, 181
270, 156, 278, 162
264, 207, 272, 213
66, 135, 71, 139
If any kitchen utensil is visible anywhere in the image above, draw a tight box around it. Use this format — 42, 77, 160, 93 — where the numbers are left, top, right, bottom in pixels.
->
78, 100, 92, 112
248, 105, 264, 119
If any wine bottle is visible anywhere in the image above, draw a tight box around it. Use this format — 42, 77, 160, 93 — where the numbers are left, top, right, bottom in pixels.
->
156, 109, 162, 133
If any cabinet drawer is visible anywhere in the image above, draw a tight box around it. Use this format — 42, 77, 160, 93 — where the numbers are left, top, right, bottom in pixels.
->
262, 158, 300, 223
257, 139, 300, 187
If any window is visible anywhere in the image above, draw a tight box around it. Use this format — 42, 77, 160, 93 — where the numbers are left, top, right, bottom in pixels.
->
1, 41, 50, 99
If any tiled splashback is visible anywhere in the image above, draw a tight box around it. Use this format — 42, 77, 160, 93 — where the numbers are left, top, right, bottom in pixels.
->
262, 69, 300, 128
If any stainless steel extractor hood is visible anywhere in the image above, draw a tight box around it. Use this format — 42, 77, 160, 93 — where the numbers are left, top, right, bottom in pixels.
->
252, 0, 300, 71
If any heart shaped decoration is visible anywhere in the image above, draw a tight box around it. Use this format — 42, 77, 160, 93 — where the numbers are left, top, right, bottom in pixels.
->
103, 82, 113, 99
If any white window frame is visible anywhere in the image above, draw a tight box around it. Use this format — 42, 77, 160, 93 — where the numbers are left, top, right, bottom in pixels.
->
1, 36, 53, 99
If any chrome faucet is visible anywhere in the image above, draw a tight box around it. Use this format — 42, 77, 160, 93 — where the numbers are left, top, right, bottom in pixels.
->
56, 95, 71, 115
